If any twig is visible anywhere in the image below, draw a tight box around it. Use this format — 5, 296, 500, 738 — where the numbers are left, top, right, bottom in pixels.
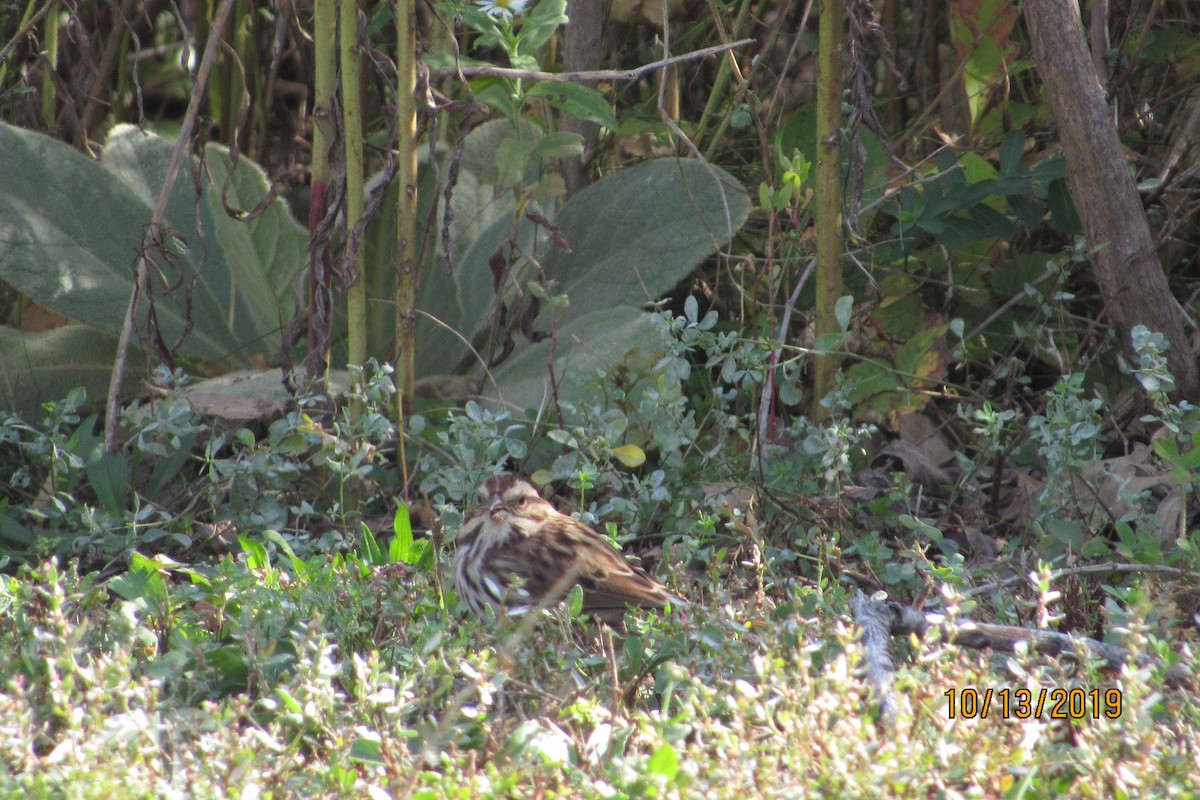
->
433, 39, 755, 83
754, 258, 816, 465
963, 261, 1059, 343
0, 0, 57, 69
103, 0, 239, 453
964, 561, 1200, 598
81, 0, 141, 143
852, 591, 1193, 715
1157, 84, 1200, 184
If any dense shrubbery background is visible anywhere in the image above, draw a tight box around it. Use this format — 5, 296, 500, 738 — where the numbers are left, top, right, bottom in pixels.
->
1, 1, 1199, 797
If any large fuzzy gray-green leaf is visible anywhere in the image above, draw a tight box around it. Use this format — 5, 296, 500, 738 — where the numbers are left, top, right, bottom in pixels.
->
486, 307, 665, 412
0, 326, 145, 418
0, 123, 306, 366
459, 118, 545, 188
477, 159, 748, 408
540, 158, 749, 318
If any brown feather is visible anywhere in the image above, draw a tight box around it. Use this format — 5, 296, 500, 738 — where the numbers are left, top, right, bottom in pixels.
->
454, 476, 684, 621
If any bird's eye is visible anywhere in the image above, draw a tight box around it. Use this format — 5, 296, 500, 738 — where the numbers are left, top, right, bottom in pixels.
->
515, 496, 527, 506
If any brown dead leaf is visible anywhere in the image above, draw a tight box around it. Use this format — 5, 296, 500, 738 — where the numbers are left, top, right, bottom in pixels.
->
1155, 486, 1187, 543
878, 441, 953, 490
899, 413, 954, 466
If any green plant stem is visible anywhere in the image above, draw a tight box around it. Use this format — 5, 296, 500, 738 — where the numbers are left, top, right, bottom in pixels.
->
813, 0, 845, 419
217, 0, 250, 148
341, 0, 367, 376
394, 0, 419, 492
80, 0, 138, 144
307, 0, 337, 384
0, 0, 46, 94
697, 0, 754, 159
40, 2, 58, 129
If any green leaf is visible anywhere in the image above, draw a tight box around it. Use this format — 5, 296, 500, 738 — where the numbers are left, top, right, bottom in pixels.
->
758, 182, 773, 210
1042, 517, 1084, 549
611, 444, 647, 468
207, 644, 251, 689
86, 449, 129, 517
359, 521, 384, 566
473, 81, 521, 120
495, 133, 537, 190
349, 735, 385, 765
778, 378, 803, 407
363, 139, 751, 413
834, 295, 854, 331
530, 130, 585, 159
566, 584, 584, 618
776, 105, 888, 212
391, 504, 415, 564
0, 123, 305, 367
949, 0, 1018, 127
998, 130, 1027, 176
0, 508, 36, 549
623, 633, 645, 671
540, 159, 750, 321
519, 0, 568, 52
842, 361, 902, 407
1047, 179, 1081, 234
1030, 154, 1067, 183
0, 325, 146, 420
508, 719, 573, 765
65, 413, 128, 516
239, 533, 269, 570
490, 309, 665, 410
647, 743, 680, 781
526, 82, 618, 130
896, 325, 948, 381
109, 553, 170, 616
259, 528, 306, 576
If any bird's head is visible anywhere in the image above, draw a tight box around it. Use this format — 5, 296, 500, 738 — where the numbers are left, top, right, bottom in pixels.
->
476, 475, 554, 533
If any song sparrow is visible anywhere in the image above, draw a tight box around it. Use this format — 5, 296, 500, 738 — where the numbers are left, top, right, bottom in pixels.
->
454, 476, 682, 622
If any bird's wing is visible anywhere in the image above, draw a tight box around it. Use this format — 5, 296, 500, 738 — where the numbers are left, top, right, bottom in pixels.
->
494, 526, 678, 612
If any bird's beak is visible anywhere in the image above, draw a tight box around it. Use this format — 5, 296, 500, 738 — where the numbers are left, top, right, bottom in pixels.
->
487, 493, 504, 515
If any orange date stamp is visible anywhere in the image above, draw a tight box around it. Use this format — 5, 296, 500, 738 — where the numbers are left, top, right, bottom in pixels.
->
944, 687, 1123, 720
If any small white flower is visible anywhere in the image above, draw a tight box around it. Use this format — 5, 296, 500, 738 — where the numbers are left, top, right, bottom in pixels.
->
476, 0, 528, 20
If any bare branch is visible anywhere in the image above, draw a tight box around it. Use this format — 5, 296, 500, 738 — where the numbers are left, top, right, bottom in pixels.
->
433, 39, 755, 83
